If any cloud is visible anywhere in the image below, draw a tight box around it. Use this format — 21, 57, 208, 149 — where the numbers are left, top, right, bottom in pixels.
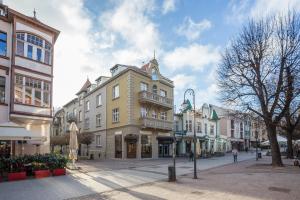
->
162, 0, 177, 14
227, 0, 300, 24
176, 17, 212, 41
98, 0, 160, 64
163, 43, 221, 71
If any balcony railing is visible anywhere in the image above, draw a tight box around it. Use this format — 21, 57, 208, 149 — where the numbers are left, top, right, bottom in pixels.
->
139, 91, 173, 110
140, 117, 173, 131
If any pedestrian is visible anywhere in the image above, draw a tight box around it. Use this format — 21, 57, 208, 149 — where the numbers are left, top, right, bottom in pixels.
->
232, 148, 238, 163
245, 147, 248, 153
189, 150, 194, 161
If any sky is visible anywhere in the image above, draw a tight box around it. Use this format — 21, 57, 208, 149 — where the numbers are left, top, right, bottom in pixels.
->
5, 0, 300, 111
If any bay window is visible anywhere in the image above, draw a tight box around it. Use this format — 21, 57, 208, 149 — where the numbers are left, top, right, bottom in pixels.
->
16, 32, 52, 65
14, 74, 51, 107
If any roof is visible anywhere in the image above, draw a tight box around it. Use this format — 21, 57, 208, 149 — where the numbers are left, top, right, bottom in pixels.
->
0, 122, 45, 141
8, 8, 60, 43
76, 79, 91, 95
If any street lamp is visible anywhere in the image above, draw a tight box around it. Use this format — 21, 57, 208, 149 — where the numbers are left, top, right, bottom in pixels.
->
182, 88, 197, 179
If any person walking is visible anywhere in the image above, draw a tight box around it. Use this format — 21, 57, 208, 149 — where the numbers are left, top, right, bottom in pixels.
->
232, 148, 238, 163
189, 150, 194, 161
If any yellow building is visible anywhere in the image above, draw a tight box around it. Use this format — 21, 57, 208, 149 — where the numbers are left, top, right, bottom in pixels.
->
106, 58, 174, 159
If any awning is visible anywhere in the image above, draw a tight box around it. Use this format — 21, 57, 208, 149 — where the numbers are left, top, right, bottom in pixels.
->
124, 134, 138, 142
0, 122, 45, 141
157, 136, 174, 144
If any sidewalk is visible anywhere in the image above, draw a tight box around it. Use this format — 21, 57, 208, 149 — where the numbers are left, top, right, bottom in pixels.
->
69, 157, 300, 200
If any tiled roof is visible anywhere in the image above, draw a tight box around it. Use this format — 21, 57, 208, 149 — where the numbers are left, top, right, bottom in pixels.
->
76, 79, 91, 95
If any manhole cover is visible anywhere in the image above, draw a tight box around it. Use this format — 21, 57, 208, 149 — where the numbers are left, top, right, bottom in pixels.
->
268, 187, 290, 193
191, 191, 204, 195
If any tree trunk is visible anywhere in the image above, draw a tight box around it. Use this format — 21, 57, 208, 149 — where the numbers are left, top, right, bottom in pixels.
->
267, 125, 283, 166
286, 130, 294, 159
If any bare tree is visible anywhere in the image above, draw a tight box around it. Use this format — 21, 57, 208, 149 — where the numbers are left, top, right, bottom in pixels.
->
218, 13, 300, 166
78, 132, 94, 156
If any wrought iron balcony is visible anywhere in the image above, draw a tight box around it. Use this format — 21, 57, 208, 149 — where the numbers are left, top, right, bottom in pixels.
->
140, 117, 173, 131
139, 91, 173, 110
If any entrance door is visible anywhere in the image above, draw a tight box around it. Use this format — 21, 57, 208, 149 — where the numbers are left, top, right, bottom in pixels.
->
127, 142, 137, 158
159, 144, 171, 157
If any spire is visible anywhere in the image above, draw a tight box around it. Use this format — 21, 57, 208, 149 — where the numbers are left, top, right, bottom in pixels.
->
153, 50, 156, 59
33, 8, 36, 19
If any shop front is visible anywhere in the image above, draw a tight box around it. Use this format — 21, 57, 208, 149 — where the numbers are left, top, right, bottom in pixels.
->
157, 136, 174, 157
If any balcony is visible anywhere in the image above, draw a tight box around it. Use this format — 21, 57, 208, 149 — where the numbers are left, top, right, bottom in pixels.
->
139, 91, 173, 110
140, 117, 173, 131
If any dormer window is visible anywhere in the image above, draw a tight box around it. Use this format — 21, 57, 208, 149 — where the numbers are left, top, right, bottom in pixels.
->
151, 68, 158, 80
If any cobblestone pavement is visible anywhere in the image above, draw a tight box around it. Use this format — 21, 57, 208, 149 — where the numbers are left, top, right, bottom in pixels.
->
69, 157, 300, 200
0, 153, 255, 200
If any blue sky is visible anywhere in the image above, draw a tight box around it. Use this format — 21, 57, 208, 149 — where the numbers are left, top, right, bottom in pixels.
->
6, 0, 300, 110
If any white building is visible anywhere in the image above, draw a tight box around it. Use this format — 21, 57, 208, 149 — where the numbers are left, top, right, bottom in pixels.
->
0, 3, 59, 157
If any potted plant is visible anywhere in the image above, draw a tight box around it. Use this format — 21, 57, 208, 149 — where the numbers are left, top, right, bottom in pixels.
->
49, 154, 68, 176
7, 157, 27, 181
33, 162, 51, 179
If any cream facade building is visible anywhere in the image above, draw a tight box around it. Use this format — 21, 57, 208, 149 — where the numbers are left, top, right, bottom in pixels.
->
0, 3, 59, 157
53, 58, 174, 159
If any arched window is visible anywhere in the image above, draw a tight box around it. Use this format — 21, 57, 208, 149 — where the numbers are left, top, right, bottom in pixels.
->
151, 68, 158, 80
152, 85, 157, 94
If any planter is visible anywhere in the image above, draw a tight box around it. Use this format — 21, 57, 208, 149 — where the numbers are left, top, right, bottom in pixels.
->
8, 172, 27, 181
34, 170, 51, 179
52, 168, 66, 176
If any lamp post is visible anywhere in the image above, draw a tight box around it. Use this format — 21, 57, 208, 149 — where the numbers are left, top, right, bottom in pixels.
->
183, 89, 197, 179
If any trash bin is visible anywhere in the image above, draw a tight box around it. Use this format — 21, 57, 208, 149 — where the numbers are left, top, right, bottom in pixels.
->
257, 152, 262, 159
168, 165, 176, 182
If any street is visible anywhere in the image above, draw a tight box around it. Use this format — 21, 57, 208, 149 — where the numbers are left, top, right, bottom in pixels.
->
0, 153, 254, 200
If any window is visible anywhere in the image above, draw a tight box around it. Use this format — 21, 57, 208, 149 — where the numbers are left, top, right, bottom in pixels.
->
0, 76, 5, 103
96, 94, 102, 106
152, 110, 157, 118
36, 48, 42, 62
231, 120, 235, 137
78, 111, 82, 122
112, 85, 119, 99
152, 68, 158, 80
84, 116, 89, 129
141, 135, 152, 158
205, 123, 207, 134
14, 74, 50, 107
141, 107, 147, 118
44, 42, 51, 65
140, 82, 148, 91
152, 85, 157, 94
96, 114, 101, 127
112, 108, 119, 122
85, 101, 90, 111
161, 112, 167, 120
27, 45, 33, 59
79, 97, 83, 105
160, 90, 167, 97
186, 120, 192, 132
73, 108, 77, 117
96, 135, 101, 146
0, 32, 7, 56
16, 40, 24, 56
14, 75, 23, 103
27, 34, 43, 47
197, 122, 202, 133
240, 122, 243, 138
210, 125, 214, 135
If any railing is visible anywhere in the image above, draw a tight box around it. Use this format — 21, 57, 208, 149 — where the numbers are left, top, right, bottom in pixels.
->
139, 91, 173, 109
140, 117, 173, 131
